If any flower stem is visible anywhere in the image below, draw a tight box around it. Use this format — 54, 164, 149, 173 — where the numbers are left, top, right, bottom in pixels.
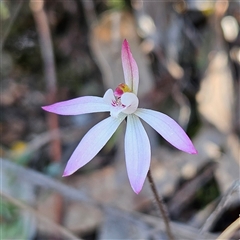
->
147, 169, 174, 240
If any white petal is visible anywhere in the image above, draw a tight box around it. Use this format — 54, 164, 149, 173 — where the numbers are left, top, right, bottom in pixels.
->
42, 96, 110, 115
125, 115, 151, 194
106, 91, 139, 118
109, 106, 125, 118
121, 40, 139, 94
121, 92, 139, 114
103, 89, 115, 105
135, 108, 197, 154
63, 116, 125, 176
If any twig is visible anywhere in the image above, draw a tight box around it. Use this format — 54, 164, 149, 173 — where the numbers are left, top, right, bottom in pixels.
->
80, 0, 97, 27
188, 199, 218, 229
147, 169, 174, 240
216, 217, 240, 240
168, 163, 216, 219
200, 180, 240, 237
30, 0, 57, 93
30, 0, 61, 162
30, 0, 63, 227
1, 192, 82, 240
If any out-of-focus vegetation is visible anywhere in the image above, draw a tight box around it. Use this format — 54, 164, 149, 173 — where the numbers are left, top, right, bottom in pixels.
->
1, 0, 239, 239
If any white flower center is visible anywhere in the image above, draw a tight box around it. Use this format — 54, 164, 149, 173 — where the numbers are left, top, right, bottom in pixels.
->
103, 86, 139, 118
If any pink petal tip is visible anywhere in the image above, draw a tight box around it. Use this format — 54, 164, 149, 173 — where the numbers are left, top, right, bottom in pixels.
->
62, 170, 71, 177
133, 188, 141, 194
121, 39, 139, 94
191, 148, 198, 154
41, 106, 48, 111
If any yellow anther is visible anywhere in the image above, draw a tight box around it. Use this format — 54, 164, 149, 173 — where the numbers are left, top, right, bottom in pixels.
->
114, 83, 131, 97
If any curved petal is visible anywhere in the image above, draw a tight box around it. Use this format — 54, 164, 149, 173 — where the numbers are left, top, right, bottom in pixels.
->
109, 105, 126, 118
104, 90, 139, 118
121, 39, 139, 94
103, 89, 115, 105
103, 89, 127, 118
125, 115, 151, 194
135, 108, 197, 154
42, 96, 110, 115
121, 92, 139, 115
63, 115, 125, 176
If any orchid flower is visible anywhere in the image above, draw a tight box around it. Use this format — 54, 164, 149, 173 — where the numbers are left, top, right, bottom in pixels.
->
42, 39, 197, 194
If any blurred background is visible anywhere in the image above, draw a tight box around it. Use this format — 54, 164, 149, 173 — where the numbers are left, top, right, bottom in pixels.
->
1, 0, 240, 239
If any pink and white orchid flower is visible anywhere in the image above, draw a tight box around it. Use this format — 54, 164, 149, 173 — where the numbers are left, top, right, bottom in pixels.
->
42, 39, 197, 194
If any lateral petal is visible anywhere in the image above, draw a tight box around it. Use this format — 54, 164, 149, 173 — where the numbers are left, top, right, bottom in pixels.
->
63, 116, 125, 176
135, 109, 197, 154
42, 96, 110, 115
121, 39, 139, 94
125, 115, 151, 194
103, 89, 115, 105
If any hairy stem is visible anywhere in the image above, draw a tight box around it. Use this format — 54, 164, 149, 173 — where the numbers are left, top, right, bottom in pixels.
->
147, 169, 174, 240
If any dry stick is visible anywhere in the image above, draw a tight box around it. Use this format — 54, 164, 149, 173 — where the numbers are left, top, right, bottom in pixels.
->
30, 0, 63, 230
30, 0, 61, 162
147, 169, 174, 240
200, 180, 239, 236
168, 163, 216, 219
216, 217, 240, 240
